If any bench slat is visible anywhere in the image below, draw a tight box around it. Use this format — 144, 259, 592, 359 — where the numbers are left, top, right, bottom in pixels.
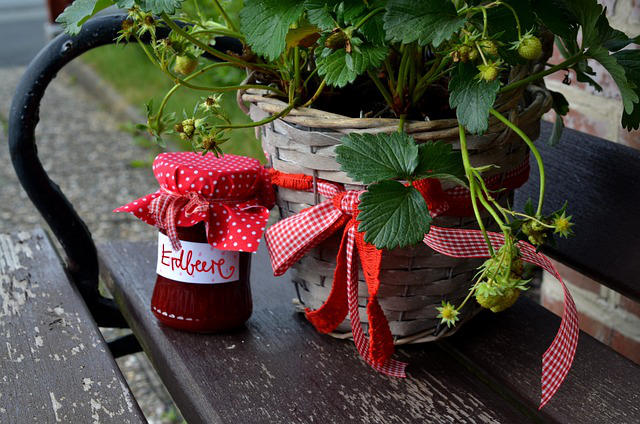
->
515, 122, 640, 302
99, 241, 534, 424
0, 229, 146, 423
444, 298, 640, 423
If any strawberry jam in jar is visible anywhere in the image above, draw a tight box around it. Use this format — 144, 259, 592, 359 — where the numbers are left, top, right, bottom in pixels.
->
151, 222, 253, 332
114, 152, 274, 333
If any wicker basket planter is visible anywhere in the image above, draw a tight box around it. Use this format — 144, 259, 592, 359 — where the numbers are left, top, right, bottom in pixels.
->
242, 65, 552, 344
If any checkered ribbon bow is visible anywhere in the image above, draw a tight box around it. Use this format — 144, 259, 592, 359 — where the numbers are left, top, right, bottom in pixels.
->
149, 188, 230, 251
266, 169, 578, 409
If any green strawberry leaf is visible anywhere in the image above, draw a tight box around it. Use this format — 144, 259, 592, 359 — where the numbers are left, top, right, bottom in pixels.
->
449, 62, 501, 135
549, 90, 570, 116
56, 0, 114, 35
561, 0, 630, 50
240, 0, 305, 61
530, 0, 577, 40
588, 46, 638, 114
336, 132, 418, 183
358, 181, 431, 250
414, 142, 465, 185
343, 0, 388, 46
304, 0, 340, 30
383, 0, 465, 47
138, 0, 185, 14
614, 49, 640, 130
547, 113, 564, 147
315, 43, 387, 87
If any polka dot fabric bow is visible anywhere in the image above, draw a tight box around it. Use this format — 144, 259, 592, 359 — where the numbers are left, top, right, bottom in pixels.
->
115, 152, 275, 253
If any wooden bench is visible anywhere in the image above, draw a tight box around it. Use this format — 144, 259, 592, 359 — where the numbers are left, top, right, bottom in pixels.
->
0, 229, 146, 423
7, 13, 640, 424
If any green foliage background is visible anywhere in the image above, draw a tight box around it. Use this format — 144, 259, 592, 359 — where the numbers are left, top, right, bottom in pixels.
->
82, 0, 263, 160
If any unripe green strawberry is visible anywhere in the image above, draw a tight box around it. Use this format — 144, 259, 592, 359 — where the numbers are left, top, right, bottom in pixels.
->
468, 47, 479, 62
453, 45, 472, 62
489, 288, 520, 312
174, 55, 198, 76
530, 219, 547, 232
476, 292, 500, 309
477, 63, 500, 82
324, 30, 348, 50
528, 233, 547, 246
517, 35, 542, 61
510, 258, 524, 278
202, 137, 217, 151
479, 39, 499, 57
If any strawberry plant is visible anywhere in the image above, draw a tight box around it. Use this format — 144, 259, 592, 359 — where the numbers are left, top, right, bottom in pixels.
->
60, 0, 639, 323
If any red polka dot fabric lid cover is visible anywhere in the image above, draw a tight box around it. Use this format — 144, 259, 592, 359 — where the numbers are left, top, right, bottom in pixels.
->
115, 152, 275, 253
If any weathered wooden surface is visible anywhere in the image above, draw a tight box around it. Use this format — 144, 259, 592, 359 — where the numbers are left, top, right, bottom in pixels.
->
444, 297, 640, 423
0, 229, 145, 423
515, 122, 640, 303
99, 241, 533, 424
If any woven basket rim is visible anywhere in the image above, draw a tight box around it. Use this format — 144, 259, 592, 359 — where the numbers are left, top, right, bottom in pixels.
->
238, 30, 555, 135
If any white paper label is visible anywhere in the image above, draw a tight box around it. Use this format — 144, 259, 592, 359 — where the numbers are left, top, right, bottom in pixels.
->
156, 233, 239, 284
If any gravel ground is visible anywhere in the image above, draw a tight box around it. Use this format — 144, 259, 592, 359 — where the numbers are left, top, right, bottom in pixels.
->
0, 66, 184, 423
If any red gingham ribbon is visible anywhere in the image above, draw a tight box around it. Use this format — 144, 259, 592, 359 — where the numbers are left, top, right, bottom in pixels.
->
344, 223, 407, 377
423, 227, 578, 409
149, 188, 238, 251
267, 167, 578, 409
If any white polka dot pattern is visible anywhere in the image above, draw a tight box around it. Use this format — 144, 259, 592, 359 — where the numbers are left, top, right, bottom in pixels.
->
114, 152, 275, 253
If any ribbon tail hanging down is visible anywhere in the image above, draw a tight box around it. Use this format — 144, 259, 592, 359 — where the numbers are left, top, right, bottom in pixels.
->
353, 228, 395, 366
345, 225, 407, 377
423, 226, 579, 409
304, 220, 352, 333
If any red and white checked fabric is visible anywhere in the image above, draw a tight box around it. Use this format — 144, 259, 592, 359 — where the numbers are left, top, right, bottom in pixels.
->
115, 152, 275, 253
266, 187, 408, 375
267, 166, 578, 408
344, 224, 407, 377
424, 226, 579, 409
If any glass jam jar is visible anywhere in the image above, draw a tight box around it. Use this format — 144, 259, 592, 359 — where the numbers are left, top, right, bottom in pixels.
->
114, 151, 274, 333
151, 222, 252, 332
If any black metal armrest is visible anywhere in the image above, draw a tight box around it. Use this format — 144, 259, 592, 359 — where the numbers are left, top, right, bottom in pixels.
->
7, 13, 242, 328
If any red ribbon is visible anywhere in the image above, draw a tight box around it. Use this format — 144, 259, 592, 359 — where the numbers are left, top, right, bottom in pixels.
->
266, 166, 578, 409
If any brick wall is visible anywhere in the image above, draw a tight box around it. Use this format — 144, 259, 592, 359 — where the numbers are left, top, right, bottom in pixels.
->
540, 0, 640, 364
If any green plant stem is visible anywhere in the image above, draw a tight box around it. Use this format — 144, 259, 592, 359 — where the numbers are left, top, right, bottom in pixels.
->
291, 46, 301, 104
302, 67, 319, 88
474, 184, 507, 229
134, 37, 283, 96
490, 108, 545, 216
398, 114, 407, 132
217, 103, 296, 129
500, 53, 583, 93
497, 1, 521, 39
476, 40, 489, 66
481, 7, 489, 38
354, 7, 385, 30
210, 0, 239, 33
506, 210, 555, 228
471, 168, 510, 222
459, 124, 495, 256
161, 13, 275, 73
396, 46, 412, 103
301, 79, 326, 108
384, 58, 396, 92
412, 57, 450, 104
155, 61, 231, 127
190, 28, 244, 39
367, 69, 395, 110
